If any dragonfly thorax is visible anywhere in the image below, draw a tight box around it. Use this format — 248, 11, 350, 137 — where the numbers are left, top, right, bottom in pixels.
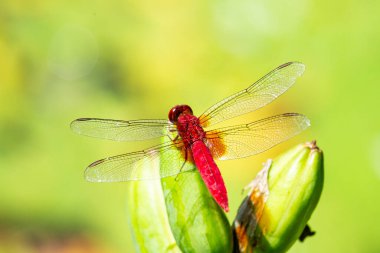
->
176, 113, 206, 147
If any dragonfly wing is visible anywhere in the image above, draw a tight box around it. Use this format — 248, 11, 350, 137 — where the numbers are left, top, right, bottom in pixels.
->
84, 141, 195, 182
199, 62, 305, 127
205, 113, 310, 160
71, 118, 173, 141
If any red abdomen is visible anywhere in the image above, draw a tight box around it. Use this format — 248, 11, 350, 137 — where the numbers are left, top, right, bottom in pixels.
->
175, 112, 229, 212
191, 140, 229, 212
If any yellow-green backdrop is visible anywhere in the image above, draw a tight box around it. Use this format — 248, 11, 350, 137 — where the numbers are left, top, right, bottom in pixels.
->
1, 1, 379, 252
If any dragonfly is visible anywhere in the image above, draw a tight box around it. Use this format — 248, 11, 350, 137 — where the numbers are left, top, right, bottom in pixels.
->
71, 62, 310, 212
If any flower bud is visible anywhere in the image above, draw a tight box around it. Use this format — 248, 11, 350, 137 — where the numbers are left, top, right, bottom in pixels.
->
160, 141, 232, 253
233, 141, 324, 253
127, 157, 181, 253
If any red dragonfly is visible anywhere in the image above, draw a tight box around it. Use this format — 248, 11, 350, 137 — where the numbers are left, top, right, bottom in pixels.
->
71, 62, 309, 212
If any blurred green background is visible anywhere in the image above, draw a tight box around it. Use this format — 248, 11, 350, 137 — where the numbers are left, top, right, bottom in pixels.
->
1, 0, 379, 252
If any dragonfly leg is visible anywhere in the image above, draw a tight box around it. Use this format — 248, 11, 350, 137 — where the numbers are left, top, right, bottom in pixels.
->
175, 147, 190, 182
167, 127, 179, 141
167, 133, 179, 142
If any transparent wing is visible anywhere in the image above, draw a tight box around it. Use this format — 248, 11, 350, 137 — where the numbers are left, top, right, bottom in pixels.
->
199, 62, 305, 127
84, 141, 195, 182
71, 118, 173, 141
205, 113, 310, 160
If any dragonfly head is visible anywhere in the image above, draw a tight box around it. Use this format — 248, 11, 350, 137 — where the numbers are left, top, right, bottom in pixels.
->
169, 105, 193, 123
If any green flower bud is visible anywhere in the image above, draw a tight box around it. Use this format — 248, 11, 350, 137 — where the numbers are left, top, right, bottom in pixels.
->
127, 157, 181, 253
233, 141, 324, 253
128, 135, 232, 253
160, 138, 232, 253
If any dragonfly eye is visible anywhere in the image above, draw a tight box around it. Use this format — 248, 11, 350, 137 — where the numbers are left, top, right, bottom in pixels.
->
169, 107, 180, 123
169, 105, 193, 123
